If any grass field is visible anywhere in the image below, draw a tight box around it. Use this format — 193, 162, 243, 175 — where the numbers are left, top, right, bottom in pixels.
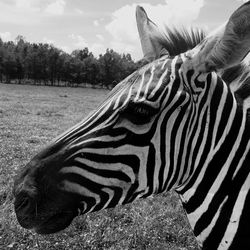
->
0, 84, 199, 250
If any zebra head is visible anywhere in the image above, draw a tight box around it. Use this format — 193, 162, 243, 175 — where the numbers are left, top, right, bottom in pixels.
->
13, 3, 250, 248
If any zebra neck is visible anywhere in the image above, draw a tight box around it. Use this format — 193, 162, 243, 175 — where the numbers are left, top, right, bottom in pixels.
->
175, 78, 250, 249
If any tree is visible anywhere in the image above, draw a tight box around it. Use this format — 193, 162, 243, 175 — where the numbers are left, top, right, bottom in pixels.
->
71, 48, 92, 61
0, 36, 139, 87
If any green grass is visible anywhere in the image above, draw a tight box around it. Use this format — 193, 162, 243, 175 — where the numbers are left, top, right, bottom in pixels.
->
0, 84, 199, 250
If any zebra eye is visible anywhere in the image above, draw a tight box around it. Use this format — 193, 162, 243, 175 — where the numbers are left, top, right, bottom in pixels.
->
120, 101, 158, 125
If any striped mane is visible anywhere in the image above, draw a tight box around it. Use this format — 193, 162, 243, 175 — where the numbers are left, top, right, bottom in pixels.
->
159, 27, 206, 56
158, 27, 250, 101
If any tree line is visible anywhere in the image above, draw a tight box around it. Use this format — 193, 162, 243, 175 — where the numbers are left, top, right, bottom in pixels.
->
0, 36, 143, 88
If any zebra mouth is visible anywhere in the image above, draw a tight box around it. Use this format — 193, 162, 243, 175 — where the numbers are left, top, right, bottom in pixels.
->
35, 211, 76, 234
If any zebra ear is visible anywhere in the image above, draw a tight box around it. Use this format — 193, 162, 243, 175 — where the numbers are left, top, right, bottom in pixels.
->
190, 2, 250, 72
136, 6, 169, 62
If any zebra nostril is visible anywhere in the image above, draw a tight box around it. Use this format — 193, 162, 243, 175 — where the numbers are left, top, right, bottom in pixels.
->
14, 191, 38, 229
14, 191, 35, 214
16, 197, 30, 212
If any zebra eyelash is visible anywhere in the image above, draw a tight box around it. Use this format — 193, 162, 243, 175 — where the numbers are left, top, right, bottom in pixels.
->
119, 101, 159, 124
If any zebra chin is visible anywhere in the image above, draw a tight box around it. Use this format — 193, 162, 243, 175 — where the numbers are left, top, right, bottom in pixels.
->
14, 189, 79, 234
13, 160, 82, 234
34, 212, 77, 234
18, 211, 76, 235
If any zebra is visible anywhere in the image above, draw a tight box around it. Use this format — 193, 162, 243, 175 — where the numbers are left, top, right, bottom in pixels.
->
13, 2, 250, 250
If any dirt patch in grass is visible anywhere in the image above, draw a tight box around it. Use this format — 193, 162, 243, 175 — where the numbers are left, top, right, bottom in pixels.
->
0, 84, 199, 250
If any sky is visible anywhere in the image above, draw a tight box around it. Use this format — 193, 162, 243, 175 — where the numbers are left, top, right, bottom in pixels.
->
0, 0, 247, 60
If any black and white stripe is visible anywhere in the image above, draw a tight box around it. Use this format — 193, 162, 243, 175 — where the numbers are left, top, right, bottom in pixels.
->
52, 52, 250, 249
13, 13, 250, 247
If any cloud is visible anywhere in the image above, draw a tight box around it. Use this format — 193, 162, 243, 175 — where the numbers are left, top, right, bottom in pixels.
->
94, 18, 105, 27
67, 33, 106, 56
96, 34, 104, 41
105, 0, 205, 60
0, 0, 68, 25
110, 41, 138, 57
93, 20, 100, 27
45, 0, 66, 16
42, 37, 55, 45
89, 43, 106, 57
59, 45, 71, 54
14, 0, 40, 11
74, 8, 84, 15
69, 34, 88, 48
0, 31, 12, 42
105, 5, 138, 43
0, 1, 41, 25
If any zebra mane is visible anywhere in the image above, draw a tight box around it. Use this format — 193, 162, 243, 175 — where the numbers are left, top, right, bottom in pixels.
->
158, 27, 206, 56
158, 27, 250, 98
